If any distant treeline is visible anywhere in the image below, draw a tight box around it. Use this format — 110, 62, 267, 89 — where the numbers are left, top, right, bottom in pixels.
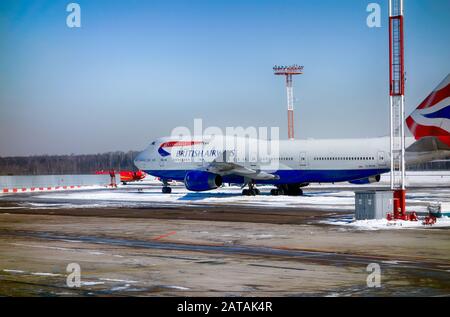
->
0, 151, 139, 175
0, 152, 448, 175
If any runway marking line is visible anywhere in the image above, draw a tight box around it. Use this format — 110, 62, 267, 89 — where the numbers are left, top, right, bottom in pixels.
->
153, 231, 177, 241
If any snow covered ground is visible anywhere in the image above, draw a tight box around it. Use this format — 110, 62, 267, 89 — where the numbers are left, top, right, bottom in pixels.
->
323, 216, 450, 230
1, 172, 446, 212
25, 186, 356, 211
14, 171, 446, 212
1, 171, 449, 230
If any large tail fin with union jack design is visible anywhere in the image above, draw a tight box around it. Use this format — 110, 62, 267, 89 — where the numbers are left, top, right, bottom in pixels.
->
406, 74, 450, 147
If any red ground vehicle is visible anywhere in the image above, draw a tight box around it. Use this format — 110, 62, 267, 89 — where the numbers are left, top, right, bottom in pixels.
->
95, 170, 146, 185
119, 170, 146, 184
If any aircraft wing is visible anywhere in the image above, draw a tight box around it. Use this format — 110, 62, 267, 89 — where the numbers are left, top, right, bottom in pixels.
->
205, 151, 279, 181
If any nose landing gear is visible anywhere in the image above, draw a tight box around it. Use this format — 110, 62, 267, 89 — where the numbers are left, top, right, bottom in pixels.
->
242, 181, 260, 196
161, 179, 172, 194
162, 186, 172, 194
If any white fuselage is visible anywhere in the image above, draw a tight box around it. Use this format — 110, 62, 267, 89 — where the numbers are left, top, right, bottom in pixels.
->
134, 135, 445, 185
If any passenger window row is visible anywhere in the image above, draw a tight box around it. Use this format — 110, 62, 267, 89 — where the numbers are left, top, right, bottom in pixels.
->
314, 156, 375, 161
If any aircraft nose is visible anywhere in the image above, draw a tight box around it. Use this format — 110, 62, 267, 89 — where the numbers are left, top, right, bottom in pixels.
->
134, 151, 146, 167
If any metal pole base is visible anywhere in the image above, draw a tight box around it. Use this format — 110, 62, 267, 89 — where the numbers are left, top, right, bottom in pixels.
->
393, 189, 406, 219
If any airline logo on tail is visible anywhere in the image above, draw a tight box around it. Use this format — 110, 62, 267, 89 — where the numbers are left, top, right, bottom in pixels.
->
158, 141, 203, 157
406, 74, 450, 146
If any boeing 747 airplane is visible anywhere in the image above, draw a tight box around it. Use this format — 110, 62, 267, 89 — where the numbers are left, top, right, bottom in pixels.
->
134, 74, 450, 195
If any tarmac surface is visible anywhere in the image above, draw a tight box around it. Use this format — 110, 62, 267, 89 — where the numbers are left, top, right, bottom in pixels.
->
0, 179, 449, 296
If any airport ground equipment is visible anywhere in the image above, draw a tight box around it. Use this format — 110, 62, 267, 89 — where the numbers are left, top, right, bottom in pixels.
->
423, 215, 437, 226
95, 170, 145, 185
427, 202, 450, 218
355, 191, 393, 220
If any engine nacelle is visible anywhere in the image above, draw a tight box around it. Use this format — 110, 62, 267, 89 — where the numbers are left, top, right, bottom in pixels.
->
184, 171, 223, 192
349, 175, 381, 185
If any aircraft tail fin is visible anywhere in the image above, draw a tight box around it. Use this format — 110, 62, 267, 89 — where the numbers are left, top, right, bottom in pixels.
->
406, 74, 450, 147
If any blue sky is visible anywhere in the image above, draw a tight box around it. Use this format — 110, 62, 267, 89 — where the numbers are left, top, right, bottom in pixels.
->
0, 0, 449, 155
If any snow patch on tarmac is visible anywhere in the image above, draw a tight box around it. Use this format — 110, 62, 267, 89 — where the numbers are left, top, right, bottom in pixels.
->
81, 281, 105, 286
164, 285, 191, 291
110, 284, 131, 291
3, 269, 26, 274
100, 278, 138, 284
31, 272, 61, 277
2, 269, 61, 277
25, 202, 112, 209
34, 187, 355, 211
323, 217, 450, 230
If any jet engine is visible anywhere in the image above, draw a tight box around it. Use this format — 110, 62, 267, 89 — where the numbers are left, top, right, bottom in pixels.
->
349, 175, 381, 185
184, 171, 223, 192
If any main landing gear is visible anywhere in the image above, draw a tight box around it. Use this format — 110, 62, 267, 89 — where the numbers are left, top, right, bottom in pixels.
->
161, 179, 172, 194
241, 182, 306, 196
270, 184, 304, 196
242, 181, 260, 196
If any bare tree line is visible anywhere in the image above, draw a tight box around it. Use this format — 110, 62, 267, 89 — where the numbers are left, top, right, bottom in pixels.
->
0, 151, 448, 175
0, 151, 139, 175
407, 160, 450, 171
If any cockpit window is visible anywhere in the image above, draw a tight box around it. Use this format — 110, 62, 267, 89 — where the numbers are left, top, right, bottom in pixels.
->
151, 141, 156, 145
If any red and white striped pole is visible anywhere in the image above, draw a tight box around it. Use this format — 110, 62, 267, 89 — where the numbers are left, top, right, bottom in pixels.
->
286, 74, 295, 140
274, 65, 304, 140
389, 0, 406, 219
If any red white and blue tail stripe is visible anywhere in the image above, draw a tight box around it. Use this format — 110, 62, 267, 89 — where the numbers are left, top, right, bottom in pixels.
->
406, 74, 450, 146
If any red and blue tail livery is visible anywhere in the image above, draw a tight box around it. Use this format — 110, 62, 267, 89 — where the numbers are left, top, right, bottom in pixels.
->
406, 74, 450, 146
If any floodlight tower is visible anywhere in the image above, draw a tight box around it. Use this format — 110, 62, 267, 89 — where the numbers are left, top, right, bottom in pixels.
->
274, 65, 304, 140
389, 0, 406, 219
